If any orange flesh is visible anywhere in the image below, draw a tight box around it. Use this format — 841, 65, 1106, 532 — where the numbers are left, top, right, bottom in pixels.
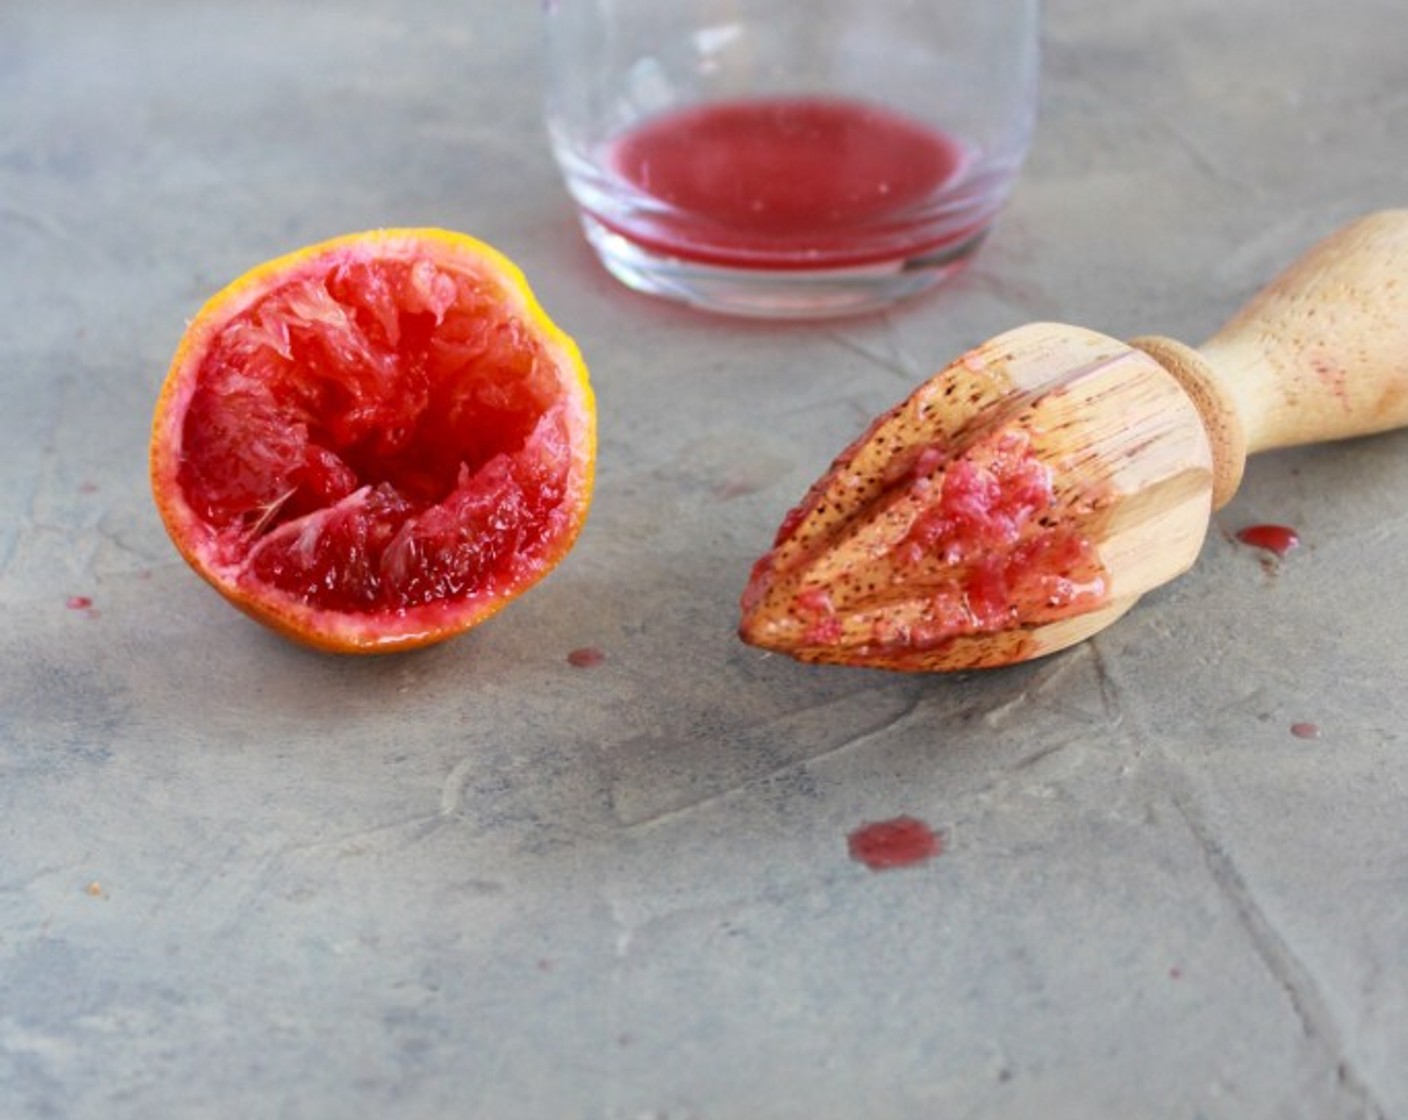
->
869, 429, 1106, 646
740, 425, 1110, 668
177, 257, 573, 614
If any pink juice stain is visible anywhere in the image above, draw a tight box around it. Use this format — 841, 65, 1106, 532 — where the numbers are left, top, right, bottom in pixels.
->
1236, 524, 1301, 558
847, 816, 942, 871
598, 96, 969, 269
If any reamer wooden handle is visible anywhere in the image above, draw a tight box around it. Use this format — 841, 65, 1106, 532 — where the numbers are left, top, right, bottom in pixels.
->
1133, 209, 1408, 508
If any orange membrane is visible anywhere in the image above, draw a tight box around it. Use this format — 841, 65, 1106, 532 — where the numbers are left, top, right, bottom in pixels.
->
178, 259, 573, 613
748, 426, 1109, 661
878, 429, 1105, 646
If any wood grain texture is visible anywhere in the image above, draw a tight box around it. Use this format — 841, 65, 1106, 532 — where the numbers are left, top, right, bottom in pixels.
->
1136, 209, 1408, 507
744, 211, 1408, 670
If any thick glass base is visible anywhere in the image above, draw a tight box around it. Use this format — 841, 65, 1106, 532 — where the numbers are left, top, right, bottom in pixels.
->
579, 215, 988, 320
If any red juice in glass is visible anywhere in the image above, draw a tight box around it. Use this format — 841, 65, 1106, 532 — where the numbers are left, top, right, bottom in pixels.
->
543, 1, 1039, 316
593, 96, 973, 270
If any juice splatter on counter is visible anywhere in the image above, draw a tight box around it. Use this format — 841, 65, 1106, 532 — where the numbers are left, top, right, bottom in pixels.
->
1235, 524, 1301, 557
847, 816, 942, 871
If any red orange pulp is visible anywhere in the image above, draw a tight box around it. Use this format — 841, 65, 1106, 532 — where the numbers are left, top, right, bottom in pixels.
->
150, 229, 595, 653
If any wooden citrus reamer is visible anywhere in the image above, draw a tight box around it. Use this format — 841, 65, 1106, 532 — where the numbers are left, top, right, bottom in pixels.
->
739, 210, 1408, 670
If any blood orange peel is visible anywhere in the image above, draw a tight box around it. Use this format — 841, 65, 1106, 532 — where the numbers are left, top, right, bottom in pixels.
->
151, 229, 595, 654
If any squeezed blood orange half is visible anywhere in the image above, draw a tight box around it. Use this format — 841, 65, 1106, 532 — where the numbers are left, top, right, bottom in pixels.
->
150, 229, 595, 653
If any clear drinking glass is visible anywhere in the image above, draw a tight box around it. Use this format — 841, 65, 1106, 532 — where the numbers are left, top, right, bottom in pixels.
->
542, 0, 1040, 319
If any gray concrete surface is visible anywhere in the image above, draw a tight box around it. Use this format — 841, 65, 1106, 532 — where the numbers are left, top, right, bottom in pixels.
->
3, 2, 1406, 1117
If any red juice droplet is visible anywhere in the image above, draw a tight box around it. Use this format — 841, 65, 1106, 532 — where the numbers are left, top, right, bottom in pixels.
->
567, 646, 606, 668
1236, 524, 1301, 557
1290, 722, 1321, 740
66, 595, 93, 610
847, 816, 942, 871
